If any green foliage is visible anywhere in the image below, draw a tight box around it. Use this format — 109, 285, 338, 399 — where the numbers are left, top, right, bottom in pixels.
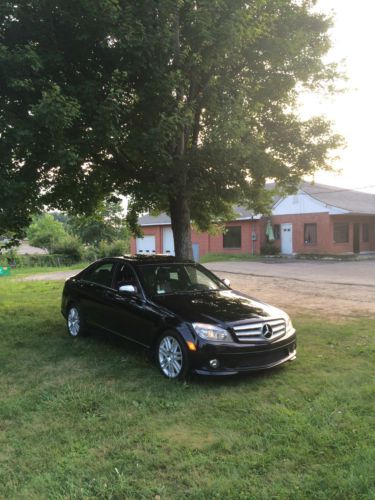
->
0, 253, 82, 268
97, 239, 129, 258
0, 0, 344, 257
68, 199, 129, 246
26, 214, 68, 253
261, 242, 281, 256
51, 235, 83, 261
0, 280, 374, 497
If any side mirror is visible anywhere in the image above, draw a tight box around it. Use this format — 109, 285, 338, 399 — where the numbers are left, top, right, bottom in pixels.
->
119, 284, 137, 294
222, 278, 231, 287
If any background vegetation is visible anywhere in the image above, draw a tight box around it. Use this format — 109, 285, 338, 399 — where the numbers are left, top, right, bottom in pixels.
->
0, 199, 131, 267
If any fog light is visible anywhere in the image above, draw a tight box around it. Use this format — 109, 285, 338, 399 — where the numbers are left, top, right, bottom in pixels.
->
209, 359, 219, 369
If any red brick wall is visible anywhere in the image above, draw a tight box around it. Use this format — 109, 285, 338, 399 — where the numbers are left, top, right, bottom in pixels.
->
131, 220, 261, 256
270, 213, 375, 254
131, 214, 375, 256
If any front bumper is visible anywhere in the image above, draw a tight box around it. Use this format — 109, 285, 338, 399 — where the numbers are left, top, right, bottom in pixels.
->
190, 331, 297, 376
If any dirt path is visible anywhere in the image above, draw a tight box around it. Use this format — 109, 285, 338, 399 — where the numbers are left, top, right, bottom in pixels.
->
19, 265, 375, 318
19, 270, 78, 281
213, 271, 375, 319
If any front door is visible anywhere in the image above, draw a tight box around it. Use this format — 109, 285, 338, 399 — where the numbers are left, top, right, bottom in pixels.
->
281, 223, 293, 254
353, 223, 360, 254
105, 263, 159, 347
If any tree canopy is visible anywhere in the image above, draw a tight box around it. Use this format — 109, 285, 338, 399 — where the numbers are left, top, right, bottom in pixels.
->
0, 0, 343, 257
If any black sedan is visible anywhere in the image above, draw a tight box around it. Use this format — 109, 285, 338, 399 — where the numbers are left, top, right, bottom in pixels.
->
61, 256, 296, 379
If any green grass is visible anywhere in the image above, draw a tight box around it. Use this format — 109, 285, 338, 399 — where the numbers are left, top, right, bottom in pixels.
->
0, 262, 87, 280
200, 252, 262, 263
0, 280, 374, 499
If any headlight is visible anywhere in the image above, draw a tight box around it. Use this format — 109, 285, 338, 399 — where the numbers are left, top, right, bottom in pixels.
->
192, 323, 233, 342
285, 315, 293, 331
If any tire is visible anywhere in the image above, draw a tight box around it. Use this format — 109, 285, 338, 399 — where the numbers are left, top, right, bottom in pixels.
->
156, 331, 190, 380
66, 304, 86, 338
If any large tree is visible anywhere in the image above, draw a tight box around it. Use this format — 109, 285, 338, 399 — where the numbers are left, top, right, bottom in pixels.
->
0, 0, 342, 257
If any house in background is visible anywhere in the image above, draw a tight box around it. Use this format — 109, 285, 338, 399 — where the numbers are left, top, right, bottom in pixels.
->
130, 182, 375, 258
131, 207, 263, 261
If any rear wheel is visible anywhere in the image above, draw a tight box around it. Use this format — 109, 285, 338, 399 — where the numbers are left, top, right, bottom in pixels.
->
157, 332, 189, 380
67, 305, 85, 337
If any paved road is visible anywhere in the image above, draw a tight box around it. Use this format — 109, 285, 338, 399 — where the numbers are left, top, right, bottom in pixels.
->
20, 259, 375, 287
205, 260, 375, 287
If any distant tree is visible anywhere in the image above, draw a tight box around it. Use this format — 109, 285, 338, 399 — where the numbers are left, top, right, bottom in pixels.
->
26, 214, 68, 253
68, 199, 128, 245
0, 0, 343, 258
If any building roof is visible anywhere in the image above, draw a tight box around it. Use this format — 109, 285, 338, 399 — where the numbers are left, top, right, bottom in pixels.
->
137, 182, 375, 227
138, 206, 260, 226
300, 182, 375, 215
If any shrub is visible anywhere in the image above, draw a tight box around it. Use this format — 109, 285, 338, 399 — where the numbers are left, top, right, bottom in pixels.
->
260, 242, 280, 255
0, 252, 81, 267
51, 235, 83, 261
97, 240, 129, 258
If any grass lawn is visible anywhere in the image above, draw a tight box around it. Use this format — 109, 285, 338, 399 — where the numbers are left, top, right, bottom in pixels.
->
200, 253, 262, 263
0, 280, 374, 499
0, 263, 88, 280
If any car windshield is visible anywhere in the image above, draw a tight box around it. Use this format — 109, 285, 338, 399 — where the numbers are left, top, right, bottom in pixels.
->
138, 263, 227, 296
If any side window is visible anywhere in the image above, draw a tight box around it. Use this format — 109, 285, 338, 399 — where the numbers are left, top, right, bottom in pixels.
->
115, 264, 139, 292
83, 262, 115, 288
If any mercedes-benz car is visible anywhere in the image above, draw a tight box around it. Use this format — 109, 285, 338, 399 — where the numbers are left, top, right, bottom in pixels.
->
61, 256, 296, 379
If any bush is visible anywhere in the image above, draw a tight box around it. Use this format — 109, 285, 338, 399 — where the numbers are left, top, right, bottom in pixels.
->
51, 235, 83, 261
260, 242, 280, 255
96, 240, 130, 258
0, 252, 81, 267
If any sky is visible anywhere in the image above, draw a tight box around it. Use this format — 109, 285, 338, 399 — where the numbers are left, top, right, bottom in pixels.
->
300, 0, 375, 193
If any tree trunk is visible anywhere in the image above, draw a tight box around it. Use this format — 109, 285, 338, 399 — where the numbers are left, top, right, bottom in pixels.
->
169, 195, 193, 260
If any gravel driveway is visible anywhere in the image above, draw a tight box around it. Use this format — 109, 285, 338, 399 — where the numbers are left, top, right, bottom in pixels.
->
206, 260, 375, 319
20, 259, 375, 318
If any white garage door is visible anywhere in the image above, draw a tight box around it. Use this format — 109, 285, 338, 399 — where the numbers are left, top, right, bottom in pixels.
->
162, 227, 175, 255
136, 235, 156, 254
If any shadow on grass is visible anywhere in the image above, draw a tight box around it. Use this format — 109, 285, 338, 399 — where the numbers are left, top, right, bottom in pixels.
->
62, 324, 292, 388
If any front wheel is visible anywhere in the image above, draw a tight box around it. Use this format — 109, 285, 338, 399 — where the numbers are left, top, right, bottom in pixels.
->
157, 332, 189, 380
67, 305, 85, 337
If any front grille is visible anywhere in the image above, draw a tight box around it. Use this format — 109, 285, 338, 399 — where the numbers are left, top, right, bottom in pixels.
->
231, 318, 286, 343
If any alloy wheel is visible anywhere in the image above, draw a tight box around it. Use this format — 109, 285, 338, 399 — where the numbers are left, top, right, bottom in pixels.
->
158, 336, 183, 378
68, 307, 80, 337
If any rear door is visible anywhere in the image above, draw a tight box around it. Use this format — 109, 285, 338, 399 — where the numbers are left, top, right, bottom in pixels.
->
78, 261, 117, 330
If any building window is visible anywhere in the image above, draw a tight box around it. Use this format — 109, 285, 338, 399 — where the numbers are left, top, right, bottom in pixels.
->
334, 222, 349, 243
273, 224, 280, 240
362, 224, 369, 242
223, 226, 241, 249
304, 223, 317, 245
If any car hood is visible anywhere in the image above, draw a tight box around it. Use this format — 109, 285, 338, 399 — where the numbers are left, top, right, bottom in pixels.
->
151, 289, 284, 325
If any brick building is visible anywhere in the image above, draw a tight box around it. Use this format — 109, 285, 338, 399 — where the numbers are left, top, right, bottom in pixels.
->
130, 183, 375, 258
